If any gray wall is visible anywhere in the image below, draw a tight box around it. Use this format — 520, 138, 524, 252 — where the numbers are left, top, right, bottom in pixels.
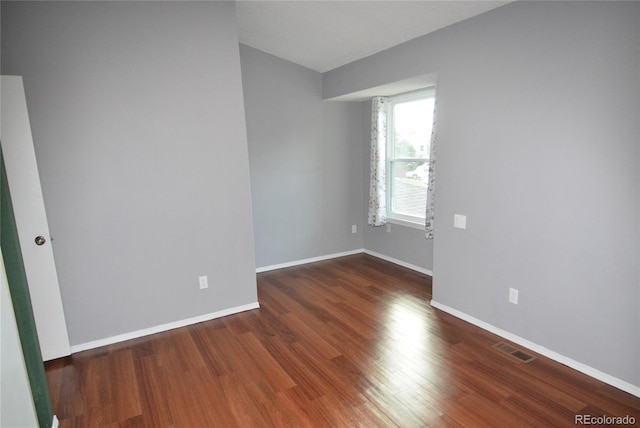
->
239, 45, 364, 268
326, 1, 640, 386
1, 1, 258, 346
240, 44, 433, 272
361, 101, 434, 272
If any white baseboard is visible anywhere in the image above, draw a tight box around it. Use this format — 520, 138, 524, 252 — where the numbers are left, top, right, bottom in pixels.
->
430, 300, 640, 398
256, 248, 433, 277
363, 249, 433, 276
255, 249, 364, 273
70, 302, 260, 353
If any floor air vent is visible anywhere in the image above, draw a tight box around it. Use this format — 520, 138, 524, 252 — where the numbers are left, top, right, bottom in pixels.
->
492, 342, 537, 363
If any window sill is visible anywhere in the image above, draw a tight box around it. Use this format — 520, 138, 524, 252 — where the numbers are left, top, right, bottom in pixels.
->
387, 217, 425, 230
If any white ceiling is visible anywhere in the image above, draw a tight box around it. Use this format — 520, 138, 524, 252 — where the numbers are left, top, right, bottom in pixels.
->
235, 0, 512, 73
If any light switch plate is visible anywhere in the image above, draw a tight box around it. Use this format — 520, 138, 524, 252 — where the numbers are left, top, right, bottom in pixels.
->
454, 214, 467, 229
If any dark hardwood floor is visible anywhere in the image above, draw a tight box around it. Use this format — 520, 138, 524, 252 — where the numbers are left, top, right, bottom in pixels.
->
46, 254, 640, 427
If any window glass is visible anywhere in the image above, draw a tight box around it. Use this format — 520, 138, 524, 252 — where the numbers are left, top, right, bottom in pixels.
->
393, 98, 434, 158
387, 90, 435, 225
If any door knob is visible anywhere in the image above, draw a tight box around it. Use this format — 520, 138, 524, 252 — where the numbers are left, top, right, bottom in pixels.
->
35, 236, 46, 246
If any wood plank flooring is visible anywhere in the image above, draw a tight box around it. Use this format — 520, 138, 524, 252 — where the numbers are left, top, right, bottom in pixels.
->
46, 254, 640, 427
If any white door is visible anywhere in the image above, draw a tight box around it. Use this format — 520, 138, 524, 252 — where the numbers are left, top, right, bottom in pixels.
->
1, 251, 40, 427
1, 75, 71, 361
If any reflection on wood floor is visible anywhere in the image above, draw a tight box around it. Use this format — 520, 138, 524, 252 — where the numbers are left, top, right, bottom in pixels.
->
46, 254, 640, 427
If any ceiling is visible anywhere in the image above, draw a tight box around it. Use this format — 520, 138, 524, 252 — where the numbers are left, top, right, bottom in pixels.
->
235, 0, 512, 73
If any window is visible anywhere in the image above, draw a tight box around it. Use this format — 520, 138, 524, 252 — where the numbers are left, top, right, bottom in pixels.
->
386, 89, 435, 227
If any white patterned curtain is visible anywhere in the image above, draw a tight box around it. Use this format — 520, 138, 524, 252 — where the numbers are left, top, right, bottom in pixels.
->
425, 91, 438, 239
368, 96, 388, 226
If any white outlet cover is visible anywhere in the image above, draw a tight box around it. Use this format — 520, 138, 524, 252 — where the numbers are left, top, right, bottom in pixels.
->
199, 276, 208, 289
509, 288, 519, 304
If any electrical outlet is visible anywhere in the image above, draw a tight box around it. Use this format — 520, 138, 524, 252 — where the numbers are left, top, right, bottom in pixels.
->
352, 224, 357, 234
509, 288, 519, 305
199, 275, 208, 289
386, 223, 391, 233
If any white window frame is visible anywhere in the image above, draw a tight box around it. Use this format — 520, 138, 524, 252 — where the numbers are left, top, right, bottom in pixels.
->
385, 88, 435, 228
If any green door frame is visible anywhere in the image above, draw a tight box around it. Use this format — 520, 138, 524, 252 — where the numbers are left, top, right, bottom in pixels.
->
0, 147, 54, 428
